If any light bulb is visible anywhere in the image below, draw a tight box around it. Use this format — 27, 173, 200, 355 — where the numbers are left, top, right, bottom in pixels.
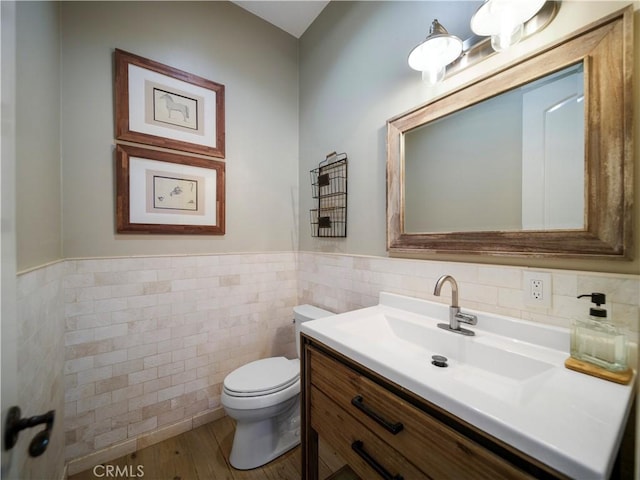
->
491, 22, 523, 51
422, 66, 446, 84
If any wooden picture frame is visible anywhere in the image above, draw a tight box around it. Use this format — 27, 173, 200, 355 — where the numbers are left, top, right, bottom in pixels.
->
116, 145, 225, 234
115, 49, 225, 158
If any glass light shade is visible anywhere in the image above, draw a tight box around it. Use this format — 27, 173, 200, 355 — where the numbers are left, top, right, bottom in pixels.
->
471, 0, 545, 50
408, 20, 463, 74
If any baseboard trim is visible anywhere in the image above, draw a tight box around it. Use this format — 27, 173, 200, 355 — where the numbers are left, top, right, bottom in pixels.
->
66, 407, 225, 476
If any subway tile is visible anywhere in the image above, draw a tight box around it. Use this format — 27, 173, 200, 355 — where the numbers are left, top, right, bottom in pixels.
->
94, 297, 128, 314
142, 376, 172, 395
64, 273, 96, 289
94, 349, 128, 368
184, 377, 208, 394
94, 426, 127, 450
95, 375, 129, 395
65, 339, 114, 361
125, 270, 158, 284
158, 360, 185, 378
64, 356, 94, 375
184, 398, 209, 417
141, 399, 172, 420
111, 284, 144, 298
94, 400, 129, 423
127, 343, 157, 360
111, 409, 143, 430
111, 384, 144, 404
127, 294, 158, 309
157, 337, 184, 354
185, 354, 209, 371
127, 392, 158, 412
65, 301, 94, 318
157, 407, 186, 427
111, 308, 144, 324
76, 392, 112, 414
128, 368, 158, 385
143, 352, 172, 369
76, 285, 113, 302
94, 323, 128, 341
127, 417, 158, 437
51, 252, 636, 467
77, 365, 113, 385
65, 383, 96, 403
183, 333, 208, 348
112, 358, 144, 376
172, 346, 197, 362
157, 384, 184, 402
66, 312, 112, 331
170, 391, 198, 410
171, 369, 197, 386
143, 281, 171, 295
94, 271, 128, 286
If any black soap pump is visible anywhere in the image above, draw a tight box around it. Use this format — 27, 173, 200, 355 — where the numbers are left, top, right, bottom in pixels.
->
570, 292, 628, 372
577, 292, 607, 319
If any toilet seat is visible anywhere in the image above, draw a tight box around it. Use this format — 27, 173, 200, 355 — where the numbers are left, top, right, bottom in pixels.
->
223, 357, 299, 397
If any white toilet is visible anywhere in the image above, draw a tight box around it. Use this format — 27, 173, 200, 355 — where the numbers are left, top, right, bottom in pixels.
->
221, 304, 332, 470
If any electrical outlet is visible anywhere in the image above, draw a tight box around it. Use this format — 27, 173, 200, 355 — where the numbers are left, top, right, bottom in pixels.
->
523, 271, 552, 307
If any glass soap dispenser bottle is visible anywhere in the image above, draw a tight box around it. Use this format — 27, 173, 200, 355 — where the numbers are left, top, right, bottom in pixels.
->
570, 293, 628, 372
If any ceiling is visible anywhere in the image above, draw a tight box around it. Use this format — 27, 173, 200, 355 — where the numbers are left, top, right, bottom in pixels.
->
231, 1, 330, 38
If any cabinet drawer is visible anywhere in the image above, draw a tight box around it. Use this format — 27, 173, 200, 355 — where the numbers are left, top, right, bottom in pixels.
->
311, 386, 424, 480
309, 346, 533, 479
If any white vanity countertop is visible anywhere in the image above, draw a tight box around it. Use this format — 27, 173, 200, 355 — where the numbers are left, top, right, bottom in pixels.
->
300, 292, 636, 480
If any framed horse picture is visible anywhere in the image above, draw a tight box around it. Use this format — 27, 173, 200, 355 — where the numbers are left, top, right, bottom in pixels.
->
116, 145, 225, 234
115, 49, 225, 158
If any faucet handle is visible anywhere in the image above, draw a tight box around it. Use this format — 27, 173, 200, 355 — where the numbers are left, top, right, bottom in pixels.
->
455, 311, 477, 325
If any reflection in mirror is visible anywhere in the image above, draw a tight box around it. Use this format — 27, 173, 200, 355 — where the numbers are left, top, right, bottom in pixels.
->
404, 63, 585, 234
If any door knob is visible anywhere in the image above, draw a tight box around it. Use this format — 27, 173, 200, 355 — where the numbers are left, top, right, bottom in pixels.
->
4, 406, 55, 457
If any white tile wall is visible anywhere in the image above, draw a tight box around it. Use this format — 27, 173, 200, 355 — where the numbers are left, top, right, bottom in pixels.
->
15, 251, 639, 476
297, 252, 640, 336
62, 253, 297, 469
16, 261, 66, 480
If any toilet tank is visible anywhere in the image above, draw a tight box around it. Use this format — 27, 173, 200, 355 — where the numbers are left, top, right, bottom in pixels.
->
293, 304, 333, 357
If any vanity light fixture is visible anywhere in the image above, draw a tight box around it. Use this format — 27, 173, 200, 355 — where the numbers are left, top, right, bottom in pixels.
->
407, 19, 463, 84
408, 1, 558, 84
470, 0, 546, 52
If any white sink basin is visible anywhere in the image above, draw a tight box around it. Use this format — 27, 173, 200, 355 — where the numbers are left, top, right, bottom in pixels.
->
333, 311, 554, 382
300, 292, 635, 480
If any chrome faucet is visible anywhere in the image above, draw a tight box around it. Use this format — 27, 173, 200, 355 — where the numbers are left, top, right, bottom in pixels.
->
433, 275, 477, 336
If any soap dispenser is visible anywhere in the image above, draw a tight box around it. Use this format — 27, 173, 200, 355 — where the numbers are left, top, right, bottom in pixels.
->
570, 293, 628, 372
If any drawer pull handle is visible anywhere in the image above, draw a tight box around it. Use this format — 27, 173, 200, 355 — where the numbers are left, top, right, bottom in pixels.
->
351, 440, 404, 480
351, 395, 404, 434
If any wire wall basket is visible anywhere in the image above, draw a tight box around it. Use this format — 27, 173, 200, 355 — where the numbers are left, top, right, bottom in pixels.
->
310, 152, 347, 237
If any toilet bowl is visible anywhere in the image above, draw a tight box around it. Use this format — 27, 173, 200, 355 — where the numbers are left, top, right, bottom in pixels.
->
221, 304, 332, 470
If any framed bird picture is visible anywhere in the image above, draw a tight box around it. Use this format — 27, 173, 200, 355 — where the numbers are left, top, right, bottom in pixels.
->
116, 145, 225, 234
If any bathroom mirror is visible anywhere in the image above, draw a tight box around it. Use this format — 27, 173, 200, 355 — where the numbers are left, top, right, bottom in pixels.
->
404, 63, 585, 234
387, 7, 633, 258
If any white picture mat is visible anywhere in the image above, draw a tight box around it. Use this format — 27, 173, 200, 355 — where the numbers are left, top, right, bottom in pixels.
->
129, 156, 217, 226
128, 64, 217, 148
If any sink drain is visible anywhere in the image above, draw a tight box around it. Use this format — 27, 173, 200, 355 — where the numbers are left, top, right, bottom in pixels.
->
431, 355, 448, 368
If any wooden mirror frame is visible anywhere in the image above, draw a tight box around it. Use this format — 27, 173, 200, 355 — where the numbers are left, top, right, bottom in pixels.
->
387, 7, 633, 259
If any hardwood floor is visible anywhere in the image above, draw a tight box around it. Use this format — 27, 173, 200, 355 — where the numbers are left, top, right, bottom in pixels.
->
69, 416, 349, 480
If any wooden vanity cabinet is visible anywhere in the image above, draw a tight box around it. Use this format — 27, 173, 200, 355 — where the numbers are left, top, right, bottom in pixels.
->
301, 335, 567, 480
